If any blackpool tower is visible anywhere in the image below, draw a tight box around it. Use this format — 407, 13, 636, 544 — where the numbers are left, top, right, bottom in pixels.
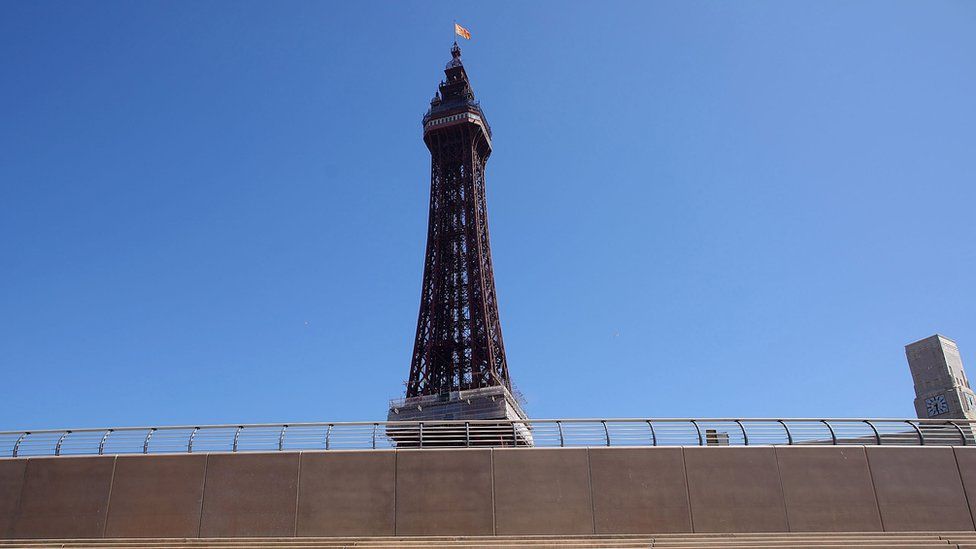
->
388, 43, 527, 425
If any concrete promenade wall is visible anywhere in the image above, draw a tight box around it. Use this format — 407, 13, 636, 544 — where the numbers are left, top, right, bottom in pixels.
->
3, 446, 976, 538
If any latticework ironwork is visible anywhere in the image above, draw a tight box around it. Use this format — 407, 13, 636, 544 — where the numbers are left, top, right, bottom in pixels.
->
406, 43, 510, 398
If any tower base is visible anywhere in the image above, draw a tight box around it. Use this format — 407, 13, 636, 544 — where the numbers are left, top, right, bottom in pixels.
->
387, 385, 531, 446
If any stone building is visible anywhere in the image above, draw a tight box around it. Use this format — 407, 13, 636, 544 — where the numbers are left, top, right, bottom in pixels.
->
906, 334, 976, 420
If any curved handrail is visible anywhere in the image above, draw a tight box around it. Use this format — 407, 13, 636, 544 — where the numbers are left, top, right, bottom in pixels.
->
3, 417, 973, 457
778, 420, 793, 445
98, 429, 113, 455
949, 421, 968, 446
821, 420, 837, 445
690, 420, 703, 446
906, 420, 925, 445
54, 431, 70, 456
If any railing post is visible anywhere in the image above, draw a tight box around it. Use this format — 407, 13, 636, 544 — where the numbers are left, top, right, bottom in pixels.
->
465, 422, 470, 447
778, 420, 793, 445
98, 429, 113, 455
278, 425, 288, 451
950, 421, 967, 446
821, 420, 837, 445
557, 421, 565, 447
647, 420, 657, 446
906, 420, 924, 445
143, 428, 155, 454
602, 420, 611, 446
13, 432, 29, 458
372, 423, 378, 450
512, 421, 518, 445
55, 431, 71, 456
864, 420, 881, 445
419, 422, 424, 448
233, 426, 243, 452
325, 424, 333, 450
188, 427, 200, 453
690, 420, 703, 446
735, 420, 748, 445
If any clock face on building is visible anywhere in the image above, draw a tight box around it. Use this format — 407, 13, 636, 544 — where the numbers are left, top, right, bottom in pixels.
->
925, 394, 949, 417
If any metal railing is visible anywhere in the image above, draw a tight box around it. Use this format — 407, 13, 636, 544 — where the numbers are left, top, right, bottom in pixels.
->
423, 99, 492, 138
1, 418, 973, 458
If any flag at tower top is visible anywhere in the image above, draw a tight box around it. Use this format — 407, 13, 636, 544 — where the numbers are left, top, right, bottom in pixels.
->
455, 23, 471, 40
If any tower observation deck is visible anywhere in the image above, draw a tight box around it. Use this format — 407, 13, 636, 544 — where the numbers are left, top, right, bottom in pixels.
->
388, 43, 527, 431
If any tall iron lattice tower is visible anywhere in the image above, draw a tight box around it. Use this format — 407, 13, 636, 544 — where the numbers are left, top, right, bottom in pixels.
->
388, 43, 526, 425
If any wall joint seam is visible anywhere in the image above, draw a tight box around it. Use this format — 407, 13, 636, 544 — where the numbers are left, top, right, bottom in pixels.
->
951, 447, 976, 531
490, 447, 496, 535
681, 447, 695, 533
100, 456, 118, 538
771, 446, 791, 533
197, 453, 210, 538
393, 448, 399, 536
863, 446, 886, 532
293, 451, 303, 536
6, 457, 31, 539
585, 447, 596, 535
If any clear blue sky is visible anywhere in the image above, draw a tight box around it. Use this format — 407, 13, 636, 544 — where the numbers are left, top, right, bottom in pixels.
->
1, 2, 974, 430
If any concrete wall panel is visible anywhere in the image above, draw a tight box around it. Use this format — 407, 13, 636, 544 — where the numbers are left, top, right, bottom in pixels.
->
9, 456, 115, 539
297, 451, 395, 536
953, 448, 976, 529
395, 449, 493, 535
775, 446, 882, 532
0, 459, 27, 537
684, 447, 788, 533
867, 446, 974, 532
7, 445, 976, 539
199, 452, 300, 537
493, 448, 593, 535
104, 454, 208, 538
589, 447, 691, 534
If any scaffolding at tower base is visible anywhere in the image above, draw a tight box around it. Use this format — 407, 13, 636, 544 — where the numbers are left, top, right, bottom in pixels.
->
387, 385, 532, 447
